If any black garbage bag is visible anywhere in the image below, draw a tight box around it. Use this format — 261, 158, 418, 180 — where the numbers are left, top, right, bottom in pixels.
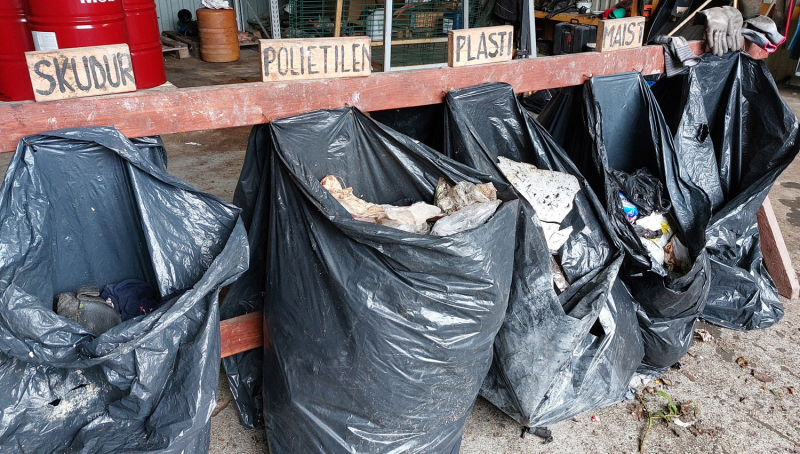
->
0, 127, 249, 452
442, 83, 644, 428
223, 107, 520, 453
130, 136, 169, 171
610, 168, 673, 217
539, 73, 711, 373
519, 89, 558, 114
370, 104, 445, 151
652, 52, 800, 330
219, 125, 271, 430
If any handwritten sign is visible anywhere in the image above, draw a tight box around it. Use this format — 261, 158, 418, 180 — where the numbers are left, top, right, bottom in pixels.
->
448, 26, 514, 68
260, 37, 371, 82
25, 44, 136, 102
596, 17, 645, 52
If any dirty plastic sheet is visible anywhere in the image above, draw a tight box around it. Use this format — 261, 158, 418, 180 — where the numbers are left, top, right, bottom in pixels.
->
223, 107, 519, 452
652, 52, 800, 330
442, 83, 644, 428
539, 74, 710, 373
0, 127, 249, 452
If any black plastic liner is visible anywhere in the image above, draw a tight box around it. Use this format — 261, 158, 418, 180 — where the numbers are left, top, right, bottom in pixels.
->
652, 52, 800, 330
441, 82, 644, 427
519, 89, 558, 114
370, 104, 445, 151
539, 73, 711, 374
224, 107, 521, 452
0, 127, 249, 452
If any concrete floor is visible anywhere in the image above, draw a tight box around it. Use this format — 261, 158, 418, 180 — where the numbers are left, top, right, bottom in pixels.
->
2, 53, 796, 453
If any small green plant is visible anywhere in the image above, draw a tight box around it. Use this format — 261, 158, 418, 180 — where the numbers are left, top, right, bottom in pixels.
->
637, 390, 697, 453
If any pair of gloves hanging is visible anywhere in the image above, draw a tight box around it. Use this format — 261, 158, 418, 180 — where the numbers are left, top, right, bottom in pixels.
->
698, 7, 785, 55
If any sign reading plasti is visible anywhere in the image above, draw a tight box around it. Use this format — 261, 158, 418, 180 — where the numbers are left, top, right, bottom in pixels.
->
260, 37, 371, 82
25, 44, 136, 102
448, 26, 514, 67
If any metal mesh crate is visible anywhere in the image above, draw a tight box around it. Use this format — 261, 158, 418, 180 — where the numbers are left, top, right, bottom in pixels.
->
284, 0, 482, 70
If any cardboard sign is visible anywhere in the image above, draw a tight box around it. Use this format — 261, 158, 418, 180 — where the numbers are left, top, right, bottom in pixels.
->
260, 37, 371, 82
448, 26, 514, 68
25, 44, 136, 102
596, 17, 645, 52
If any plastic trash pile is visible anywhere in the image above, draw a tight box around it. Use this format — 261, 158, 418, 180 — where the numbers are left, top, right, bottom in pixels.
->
320, 174, 501, 236
614, 168, 691, 276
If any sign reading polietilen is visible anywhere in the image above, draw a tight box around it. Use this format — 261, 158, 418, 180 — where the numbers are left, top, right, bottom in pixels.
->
260, 37, 371, 82
596, 17, 645, 52
448, 26, 514, 67
25, 44, 136, 102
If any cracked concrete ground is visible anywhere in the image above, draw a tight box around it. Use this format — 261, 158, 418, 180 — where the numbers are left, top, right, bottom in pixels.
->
2, 53, 796, 453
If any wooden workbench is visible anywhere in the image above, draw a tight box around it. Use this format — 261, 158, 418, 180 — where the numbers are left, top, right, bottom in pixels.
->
534, 10, 601, 26
0, 42, 793, 359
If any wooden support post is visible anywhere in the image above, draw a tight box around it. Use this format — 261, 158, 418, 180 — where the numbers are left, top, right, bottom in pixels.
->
220, 311, 264, 358
757, 196, 800, 299
334, 0, 344, 37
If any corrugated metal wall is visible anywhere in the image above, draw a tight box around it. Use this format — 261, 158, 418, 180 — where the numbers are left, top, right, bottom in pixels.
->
154, 0, 271, 32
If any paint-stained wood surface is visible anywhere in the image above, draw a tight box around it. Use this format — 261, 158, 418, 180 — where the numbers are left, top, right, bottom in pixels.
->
757, 196, 800, 299
596, 17, 646, 52
220, 311, 265, 358
0, 41, 768, 154
260, 37, 371, 82
25, 44, 137, 102
448, 26, 514, 67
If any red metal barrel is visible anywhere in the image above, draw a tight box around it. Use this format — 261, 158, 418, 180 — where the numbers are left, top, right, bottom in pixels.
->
122, 0, 166, 89
0, 0, 35, 101
26, 0, 128, 52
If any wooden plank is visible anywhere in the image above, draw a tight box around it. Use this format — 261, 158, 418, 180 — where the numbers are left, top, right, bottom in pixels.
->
0, 41, 767, 154
25, 44, 137, 102
757, 196, 800, 299
596, 17, 646, 52
163, 31, 200, 58
333, 0, 344, 37
161, 36, 191, 59
448, 26, 514, 67
220, 311, 265, 358
534, 10, 600, 25
260, 37, 371, 82
371, 37, 449, 47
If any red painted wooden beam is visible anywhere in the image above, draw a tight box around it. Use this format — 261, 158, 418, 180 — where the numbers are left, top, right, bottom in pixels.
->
758, 197, 800, 299
220, 311, 264, 358
0, 41, 766, 154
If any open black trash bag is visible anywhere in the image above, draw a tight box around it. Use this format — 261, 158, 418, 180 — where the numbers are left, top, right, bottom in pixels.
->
652, 51, 800, 330
441, 82, 644, 428
539, 73, 711, 374
370, 104, 446, 151
224, 107, 519, 453
0, 127, 249, 452
130, 135, 169, 171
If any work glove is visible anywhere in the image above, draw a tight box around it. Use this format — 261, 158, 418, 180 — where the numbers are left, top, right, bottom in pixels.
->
745, 15, 786, 45
722, 6, 743, 52
742, 28, 773, 51
697, 7, 730, 56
